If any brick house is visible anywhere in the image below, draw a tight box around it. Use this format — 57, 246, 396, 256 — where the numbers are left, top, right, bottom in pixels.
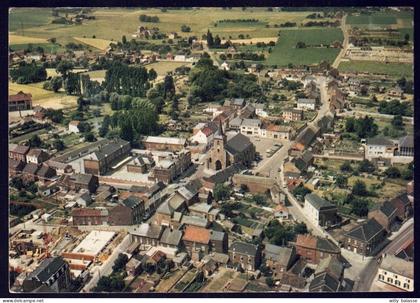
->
9, 159, 25, 176
229, 241, 261, 272
109, 196, 145, 225
36, 165, 57, 183
209, 230, 228, 254
309, 256, 344, 292
368, 201, 398, 232
58, 173, 99, 193
182, 226, 211, 259
21, 163, 40, 182
282, 108, 303, 121
343, 218, 387, 256
9, 145, 30, 162
295, 234, 341, 264
389, 193, 413, 221
130, 223, 164, 247
9, 92, 32, 112
72, 208, 109, 225
264, 244, 298, 279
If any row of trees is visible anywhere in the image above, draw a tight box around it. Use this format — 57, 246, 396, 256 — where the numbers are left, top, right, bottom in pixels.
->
265, 220, 308, 246
378, 99, 411, 116
104, 62, 150, 97
139, 14, 159, 22
345, 116, 378, 138
10, 62, 47, 84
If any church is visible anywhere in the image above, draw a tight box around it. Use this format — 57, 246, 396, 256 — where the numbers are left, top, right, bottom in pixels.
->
206, 128, 256, 171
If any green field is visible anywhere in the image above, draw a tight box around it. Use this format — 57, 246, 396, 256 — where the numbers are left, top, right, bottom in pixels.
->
338, 60, 413, 78
266, 28, 343, 66
346, 11, 413, 28
9, 42, 64, 53
9, 8, 316, 49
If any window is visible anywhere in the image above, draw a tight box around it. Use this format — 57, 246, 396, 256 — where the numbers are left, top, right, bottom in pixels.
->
395, 280, 401, 286
403, 283, 408, 289
387, 278, 393, 283
378, 274, 384, 280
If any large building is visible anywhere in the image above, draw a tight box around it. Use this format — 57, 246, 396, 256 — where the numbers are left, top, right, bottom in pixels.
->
9, 91, 33, 112
83, 138, 131, 175
23, 257, 71, 293
365, 137, 397, 160
143, 136, 186, 152
148, 149, 191, 184
206, 131, 255, 171
228, 241, 261, 271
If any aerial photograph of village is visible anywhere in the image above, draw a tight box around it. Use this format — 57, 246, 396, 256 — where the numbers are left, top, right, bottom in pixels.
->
7, 7, 414, 294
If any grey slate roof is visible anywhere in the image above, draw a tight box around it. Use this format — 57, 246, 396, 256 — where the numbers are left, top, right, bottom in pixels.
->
12, 145, 30, 155
132, 223, 163, 239
156, 201, 174, 216
297, 98, 316, 104
399, 135, 413, 148
23, 163, 40, 175
181, 215, 208, 228
309, 272, 340, 292
316, 238, 340, 254
160, 228, 183, 246
379, 201, 397, 218
264, 244, 295, 266
210, 230, 226, 242
241, 118, 261, 128
315, 256, 343, 279
71, 173, 94, 185
229, 241, 258, 256
380, 254, 413, 279
91, 138, 130, 161
305, 193, 335, 210
295, 126, 318, 147
366, 136, 395, 146
345, 218, 385, 242
189, 203, 213, 214
229, 117, 243, 128
28, 257, 66, 283
204, 163, 246, 184
225, 133, 253, 155
122, 196, 143, 209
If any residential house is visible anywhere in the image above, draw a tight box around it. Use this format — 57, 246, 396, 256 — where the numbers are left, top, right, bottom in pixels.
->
390, 193, 413, 221
229, 242, 261, 271
58, 173, 99, 193
182, 226, 211, 260
368, 201, 398, 232
365, 137, 397, 160
72, 208, 109, 225
254, 103, 268, 117
22, 163, 40, 182
23, 257, 71, 293
9, 145, 30, 162
240, 119, 262, 136
189, 203, 220, 222
159, 227, 183, 250
297, 98, 316, 111
377, 254, 413, 291
9, 159, 25, 176
149, 149, 191, 184
398, 135, 414, 157
224, 98, 246, 110
109, 196, 145, 225
201, 163, 246, 192
36, 165, 57, 183
292, 126, 319, 152
68, 121, 81, 133
126, 155, 155, 173
388, 86, 404, 98
343, 218, 387, 256
282, 108, 303, 121
228, 117, 243, 131
75, 191, 92, 207
209, 230, 228, 254
262, 124, 292, 140
309, 256, 344, 292
264, 244, 298, 279
303, 193, 338, 228
190, 121, 220, 147
293, 151, 314, 172
130, 223, 164, 247
9, 91, 32, 112
26, 149, 50, 164
295, 234, 341, 264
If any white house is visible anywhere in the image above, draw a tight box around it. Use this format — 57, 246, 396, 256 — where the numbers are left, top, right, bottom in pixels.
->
190, 122, 220, 146
69, 120, 81, 133
377, 254, 413, 291
365, 137, 397, 160
240, 119, 262, 136
253, 103, 268, 118
297, 98, 316, 111
303, 193, 338, 228
174, 55, 186, 62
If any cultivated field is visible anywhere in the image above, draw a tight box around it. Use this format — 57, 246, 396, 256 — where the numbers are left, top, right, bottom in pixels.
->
9, 81, 77, 109
9, 34, 48, 45
266, 27, 343, 66
145, 61, 192, 76
338, 60, 413, 78
73, 37, 113, 51
346, 11, 413, 29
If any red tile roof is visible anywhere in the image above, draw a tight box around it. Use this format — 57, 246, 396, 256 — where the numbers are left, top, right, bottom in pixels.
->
182, 226, 210, 244
9, 92, 32, 102
296, 234, 317, 250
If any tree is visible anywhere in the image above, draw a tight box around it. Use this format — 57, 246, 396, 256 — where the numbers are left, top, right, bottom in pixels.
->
84, 132, 96, 142
64, 72, 81, 95
56, 60, 74, 78
77, 121, 91, 133
358, 159, 375, 174
335, 175, 348, 188
119, 120, 134, 143
340, 161, 353, 173
148, 68, 157, 81
181, 24, 191, 32
50, 76, 63, 92
10, 176, 24, 191
28, 135, 42, 147
294, 223, 308, 234
352, 180, 368, 196
213, 184, 230, 201
214, 35, 221, 47
112, 253, 129, 273
351, 197, 369, 217
206, 29, 214, 47
122, 35, 127, 44
391, 115, 404, 129
292, 184, 312, 201
252, 194, 266, 206
53, 139, 65, 151
163, 75, 175, 99
385, 166, 401, 179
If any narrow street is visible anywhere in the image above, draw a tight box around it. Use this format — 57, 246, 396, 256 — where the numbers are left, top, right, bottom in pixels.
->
332, 14, 348, 69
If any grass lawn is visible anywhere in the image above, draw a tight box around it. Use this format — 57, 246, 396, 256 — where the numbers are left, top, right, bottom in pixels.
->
266, 28, 343, 67
348, 176, 406, 203
203, 269, 235, 292
9, 42, 65, 55
9, 8, 52, 32
338, 61, 413, 78
9, 81, 78, 109
347, 11, 413, 29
